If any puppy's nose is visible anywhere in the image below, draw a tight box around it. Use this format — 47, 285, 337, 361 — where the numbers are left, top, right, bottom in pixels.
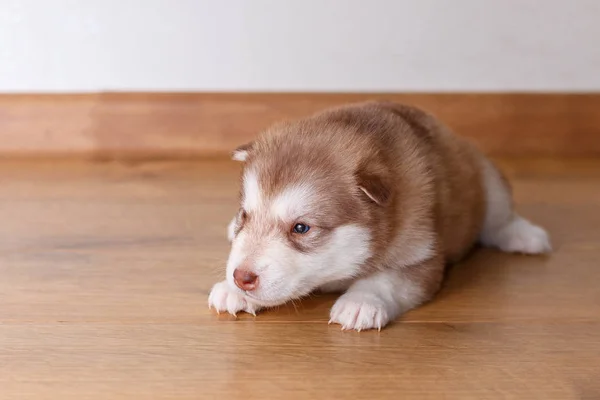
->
233, 269, 258, 291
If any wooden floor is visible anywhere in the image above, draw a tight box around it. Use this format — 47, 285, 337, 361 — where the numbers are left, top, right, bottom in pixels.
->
1, 158, 599, 400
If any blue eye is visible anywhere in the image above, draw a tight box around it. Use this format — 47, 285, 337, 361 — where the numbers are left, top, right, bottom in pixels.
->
292, 223, 310, 234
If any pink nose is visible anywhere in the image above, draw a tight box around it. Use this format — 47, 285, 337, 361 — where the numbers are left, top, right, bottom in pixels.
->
233, 269, 259, 291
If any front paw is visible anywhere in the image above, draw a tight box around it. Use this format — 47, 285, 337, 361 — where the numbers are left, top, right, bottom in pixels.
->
208, 280, 259, 316
329, 292, 391, 331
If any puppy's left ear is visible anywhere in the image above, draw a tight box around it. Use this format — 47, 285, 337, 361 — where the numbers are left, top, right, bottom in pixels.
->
231, 141, 254, 162
355, 160, 393, 206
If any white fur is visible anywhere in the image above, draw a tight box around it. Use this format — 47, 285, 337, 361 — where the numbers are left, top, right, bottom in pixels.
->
272, 183, 314, 222
208, 280, 260, 316
479, 158, 552, 254
221, 174, 374, 311
232, 149, 249, 162
329, 269, 425, 331
225, 229, 249, 289
224, 222, 372, 310
479, 158, 514, 237
227, 216, 236, 242
242, 170, 261, 211
483, 216, 552, 254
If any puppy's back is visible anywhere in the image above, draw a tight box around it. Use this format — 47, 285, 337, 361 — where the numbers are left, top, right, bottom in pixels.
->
380, 102, 487, 262
313, 101, 487, 263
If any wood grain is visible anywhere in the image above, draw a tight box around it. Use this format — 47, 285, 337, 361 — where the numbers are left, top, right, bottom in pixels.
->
1, 93, 600, 159
1, 158, 599, 399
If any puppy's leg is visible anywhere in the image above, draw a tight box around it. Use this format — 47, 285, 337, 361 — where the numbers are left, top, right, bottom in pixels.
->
329, 256, 444, 331
317, 279, 353, 294
479, 158, 552, 254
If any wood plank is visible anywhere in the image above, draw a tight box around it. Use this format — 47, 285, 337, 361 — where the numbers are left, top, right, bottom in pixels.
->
1, 93, 600, 158
1, 158, 600, 399
2, 323, 599, 400
0, 159, 599, 324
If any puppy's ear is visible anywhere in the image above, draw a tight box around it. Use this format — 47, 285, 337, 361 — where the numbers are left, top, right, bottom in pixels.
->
355, 160, 393, 206
232, 141, 254, 162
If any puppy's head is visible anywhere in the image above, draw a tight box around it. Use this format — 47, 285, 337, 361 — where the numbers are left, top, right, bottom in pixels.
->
225, 122, 393, 307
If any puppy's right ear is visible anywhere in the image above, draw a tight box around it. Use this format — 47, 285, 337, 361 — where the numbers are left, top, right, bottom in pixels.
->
231, 141, 254, 162
355, 159, 393, 207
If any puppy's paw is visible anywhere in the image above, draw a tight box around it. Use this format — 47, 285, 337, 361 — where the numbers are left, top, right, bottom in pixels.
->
329, 292, 391, 331
208, 280, 259, 316
495, 217, 552, 254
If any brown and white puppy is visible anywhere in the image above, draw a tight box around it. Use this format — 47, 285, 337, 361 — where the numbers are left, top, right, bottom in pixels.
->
208, 101, 551, 331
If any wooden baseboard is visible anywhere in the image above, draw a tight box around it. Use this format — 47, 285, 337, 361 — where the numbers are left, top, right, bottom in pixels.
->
1, 93, 599, 159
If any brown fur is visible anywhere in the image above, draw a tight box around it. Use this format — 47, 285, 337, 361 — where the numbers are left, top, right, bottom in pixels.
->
236, 101, 491, 305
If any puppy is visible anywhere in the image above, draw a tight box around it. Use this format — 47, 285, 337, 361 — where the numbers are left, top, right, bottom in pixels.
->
208, 101, 551, 331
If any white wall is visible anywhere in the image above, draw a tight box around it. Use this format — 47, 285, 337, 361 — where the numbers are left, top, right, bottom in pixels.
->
1, 0, 598, 93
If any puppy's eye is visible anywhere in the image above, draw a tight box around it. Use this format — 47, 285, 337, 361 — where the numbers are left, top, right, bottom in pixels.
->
292, 223, 310, 234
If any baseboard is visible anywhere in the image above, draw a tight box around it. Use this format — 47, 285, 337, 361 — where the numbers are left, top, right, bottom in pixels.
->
1, 93, 599, 159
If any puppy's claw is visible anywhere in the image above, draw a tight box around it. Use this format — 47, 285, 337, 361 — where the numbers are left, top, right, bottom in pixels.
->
208, 281, 263, 319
